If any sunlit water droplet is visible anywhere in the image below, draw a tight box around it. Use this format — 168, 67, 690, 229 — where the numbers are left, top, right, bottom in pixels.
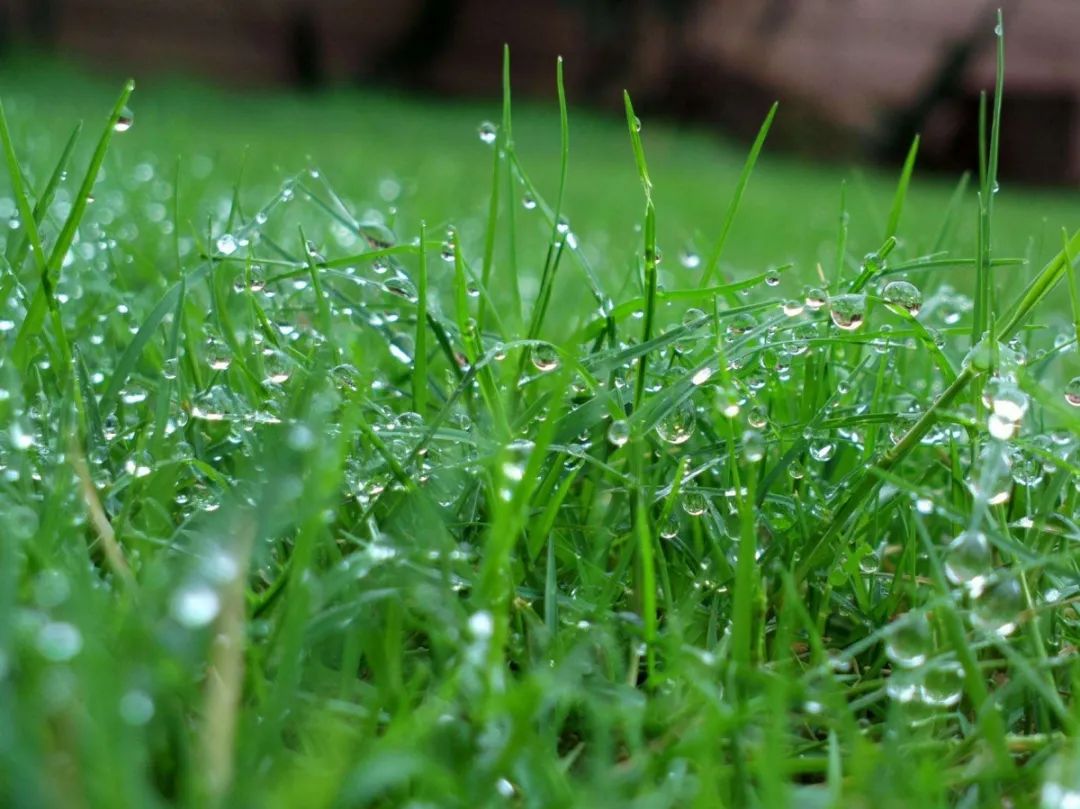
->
531, 344, 560, 372
681, 491, 707, 516
607, 419, 630, 447
656, 402, 696, 445
920, 659, 963, 707
971, 574, 1023, 637
216, 233, 238, 256
679, 250, 701, 269
114, 107, 134, 132
828, 294, 866, 331
944, 530, 990, 592
885, 611, 931, 668
37, 622, 83, 662
477, 121, 497, 145
741, 429, 765, 463
119, 689, 155, 726
882, 280, 922, 316
804, 287, 827, 311
171, 583, 221, 628
1065, 376, 1080, 407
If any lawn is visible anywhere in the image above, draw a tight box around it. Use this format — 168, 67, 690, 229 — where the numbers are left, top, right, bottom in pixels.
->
1, 47, 1080, 808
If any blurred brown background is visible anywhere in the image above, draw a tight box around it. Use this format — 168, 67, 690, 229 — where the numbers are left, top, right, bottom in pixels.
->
3, 0, 1079, 182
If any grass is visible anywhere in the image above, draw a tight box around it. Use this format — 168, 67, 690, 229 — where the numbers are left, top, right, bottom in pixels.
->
2, 24, 1080, 807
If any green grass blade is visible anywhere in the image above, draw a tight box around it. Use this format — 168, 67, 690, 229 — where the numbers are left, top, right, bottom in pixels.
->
700, 102, 777, 287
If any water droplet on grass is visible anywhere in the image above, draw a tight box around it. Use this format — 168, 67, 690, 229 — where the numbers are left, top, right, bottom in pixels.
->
781, 299, 804, 317
885, 612, 931, 668
972, 574, 1023, 636
882, 280, 922, 316
1065, 376, 1080, 407
741, 429, 764, 462
828, 294, 866, 331
945, 530, 990, 591
171, 583, 220, 628
119, 690, 155, 726
114, 107, 134, 132
216, 233, 238, 256
681, 491, 707, 516
477, 121, 497, 144
531, 345, 560, 372
656, 402, 696, 445
607, 419, 630, 447
37, 622, 83, 662
804, 287, 827, 311
679, 249, 701, 269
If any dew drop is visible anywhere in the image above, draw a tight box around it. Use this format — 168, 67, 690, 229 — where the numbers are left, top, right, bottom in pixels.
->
119, 690, 155, 726
477, 121, 497, 145
607, 419, 631, 447
1065, 376, 1080, 407
530, 344, 560, 372
971, 574, 1023, 637
882, 280, 922, 316
804, 287, 828, 311
885, 611, 931, 669
679, 250, 701, 269
681, 491, 707, 516
920, 659, 963, 707
114, 107, 134, 132
781, 299, 804, 317
656, 401, 696, 445
741, 429, 765, 463
828, 294, 866, 331
171, 583, 221, 628
944, 530, 990, 592
215, 233, 238, 256
37, 622, 83, 662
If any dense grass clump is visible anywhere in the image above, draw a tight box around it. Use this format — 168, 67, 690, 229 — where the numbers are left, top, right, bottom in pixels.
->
3, 25, 1080, 808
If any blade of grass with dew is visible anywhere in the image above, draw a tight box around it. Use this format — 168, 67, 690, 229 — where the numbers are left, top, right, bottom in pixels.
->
622, 91, 656, 411
12, 79, 134, 370
700, 102, 778, 287
884, 135, 919, 242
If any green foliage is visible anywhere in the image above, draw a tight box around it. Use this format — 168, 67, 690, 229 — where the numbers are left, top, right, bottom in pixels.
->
1, 27, 1080, 807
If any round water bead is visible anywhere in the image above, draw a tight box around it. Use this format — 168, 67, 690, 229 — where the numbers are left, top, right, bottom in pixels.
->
656, 401, 696, 445
828, 294, 866, 331
919, 659, 963, 708
477, 121, 497, 145
971, 574, 1023, 637
944, 530, 991, 591
171, 583, 221, 628
781, 299, 805, 317
885, 611, 932, 669
679, 249, 701, 269
715, 387, 741, 419
607, 419, 631, 447
1066, 376, 1080, 407
881, 280, 922, 316
968, 442, 1013, 505
36, 621, 83, 662
808, 435, 836, 462
726, 311, 757, 336
530, 345, 560, 372
741, 429, 765, 463
804, 287, 828, 311
681, 491, 707, 516
114, 107, 134, 132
